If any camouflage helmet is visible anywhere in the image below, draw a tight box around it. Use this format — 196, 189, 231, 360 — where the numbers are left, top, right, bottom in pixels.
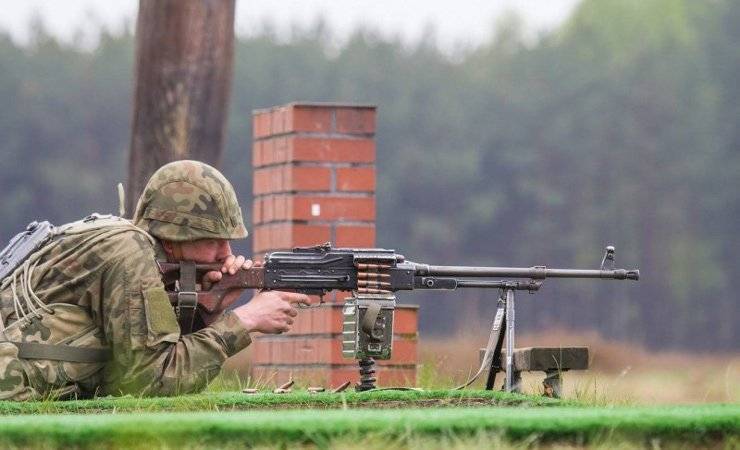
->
132, 160, 248, 242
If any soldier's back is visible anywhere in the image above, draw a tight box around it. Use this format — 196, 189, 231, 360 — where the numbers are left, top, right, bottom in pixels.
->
0, 216, 157, 400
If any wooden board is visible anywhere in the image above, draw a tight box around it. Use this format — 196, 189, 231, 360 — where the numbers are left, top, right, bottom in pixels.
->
480, 346, 589, 372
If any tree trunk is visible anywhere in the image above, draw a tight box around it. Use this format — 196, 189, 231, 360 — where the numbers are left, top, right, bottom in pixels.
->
126, 0, 235, 213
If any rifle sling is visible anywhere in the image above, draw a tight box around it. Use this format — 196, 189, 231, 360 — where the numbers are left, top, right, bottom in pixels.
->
360, 303, 382, 336
12, 342, 110, 363
176, 261, 198, 334
455, 299, 506, 390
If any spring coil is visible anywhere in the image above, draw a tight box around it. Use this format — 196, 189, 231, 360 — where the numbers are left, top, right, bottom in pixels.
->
355, 357, 377, 391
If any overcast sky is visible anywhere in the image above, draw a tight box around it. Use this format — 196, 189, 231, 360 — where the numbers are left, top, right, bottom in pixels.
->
0, 0, 579, 51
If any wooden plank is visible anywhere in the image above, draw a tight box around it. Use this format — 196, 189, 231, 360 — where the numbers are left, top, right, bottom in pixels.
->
513, 347, 589, 371
479, 346, 590, 372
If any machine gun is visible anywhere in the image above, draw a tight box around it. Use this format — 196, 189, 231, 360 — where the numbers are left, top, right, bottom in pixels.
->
158, 243, 639, 391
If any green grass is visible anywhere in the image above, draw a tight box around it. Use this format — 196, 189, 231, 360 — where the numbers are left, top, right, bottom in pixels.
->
0, 389, 559, 415
0, 404, 736, 448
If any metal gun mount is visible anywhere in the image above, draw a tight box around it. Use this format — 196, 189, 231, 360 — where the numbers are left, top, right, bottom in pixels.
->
475, 245, 635, 393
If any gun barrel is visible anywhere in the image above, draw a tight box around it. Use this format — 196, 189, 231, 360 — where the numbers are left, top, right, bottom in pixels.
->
415, 264, 639, 281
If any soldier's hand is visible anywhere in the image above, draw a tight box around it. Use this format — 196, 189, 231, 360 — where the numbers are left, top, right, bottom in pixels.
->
232, 291, 315, 334
200, 258, 262, 326
201, 256, 260, 291
220, 254, 252, 275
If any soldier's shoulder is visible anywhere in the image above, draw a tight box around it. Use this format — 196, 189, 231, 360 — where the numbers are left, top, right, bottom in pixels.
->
61, 219, 157, 259
87, 228, 160, 274
103, 227, 156, 253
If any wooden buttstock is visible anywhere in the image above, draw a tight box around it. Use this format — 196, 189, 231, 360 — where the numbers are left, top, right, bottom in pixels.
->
160, 261, 266, 316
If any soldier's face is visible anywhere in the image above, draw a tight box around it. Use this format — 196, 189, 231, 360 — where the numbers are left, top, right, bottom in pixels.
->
164, 239, 232, 263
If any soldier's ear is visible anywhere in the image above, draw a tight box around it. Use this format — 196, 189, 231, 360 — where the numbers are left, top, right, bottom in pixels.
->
161, 240, 183, 261
161, 240, 174, 256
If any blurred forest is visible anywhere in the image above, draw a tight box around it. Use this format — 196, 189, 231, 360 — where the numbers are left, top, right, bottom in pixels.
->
0, 0, 737, 350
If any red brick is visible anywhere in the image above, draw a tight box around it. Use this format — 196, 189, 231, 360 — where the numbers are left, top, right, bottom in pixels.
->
288, 166, 331, 192
251, 305, 417, 337
252, 198, 262, 224
255, 104, 376, 138
252, 141, 263, 167
336, 167, 375, 192
253, 111, 271, 139
250, 103, 416, 381
285, 308, 311, 335
286, 304, 333, 334
282, 304, 340, 334
319, 304, 346, 330
280, 305, 419, 335
287, 137, 375, 164
261, 138, 275, 165
249, 338, 326, 365
251, 365, 416, 388
318, 301, 344, 326
256, 166, 284, 195
377, 339, 417, 366
271, 107, 287, 135
269, 224, 288, 251
336, 107, 376, 134
335, 225, 375, 247
252, 336, 417, 365
271, 195, 286, 220
266, 224, 288, 250
261, 197, 274, 223
287, 105, 333, 133
291, 224, 332, 247
252, 168, 269, 195
292, 196, 375, 221
258, 224, 278, 250
304, 294, 325, 308
254, 223, 331, 252
393, 306, 419, 335
283, 225, 297, 249
276, 167, 288, 193
333, 291, 354, 303
252, 225, 270, 254
273, 136, 289, 164
252, 338, 270, 365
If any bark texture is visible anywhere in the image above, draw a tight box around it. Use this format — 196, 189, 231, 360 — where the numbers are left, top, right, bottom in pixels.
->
127, 0, 235, 213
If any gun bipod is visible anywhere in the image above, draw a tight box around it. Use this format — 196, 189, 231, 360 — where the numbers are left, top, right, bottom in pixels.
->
455, 281, 541, 392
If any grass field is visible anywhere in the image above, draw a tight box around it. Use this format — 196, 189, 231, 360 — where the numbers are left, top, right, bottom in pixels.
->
0, 397, 736, 449
0, 389, 557, 415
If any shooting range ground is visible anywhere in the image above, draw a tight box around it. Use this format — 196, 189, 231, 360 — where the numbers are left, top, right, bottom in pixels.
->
0, 392, 737, 449
0, 390, 556, 414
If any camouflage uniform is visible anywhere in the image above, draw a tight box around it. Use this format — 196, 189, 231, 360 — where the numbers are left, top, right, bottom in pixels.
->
0, 161, 251, 400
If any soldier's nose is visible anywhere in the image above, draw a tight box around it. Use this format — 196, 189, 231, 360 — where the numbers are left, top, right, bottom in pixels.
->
217, 240, 232, 258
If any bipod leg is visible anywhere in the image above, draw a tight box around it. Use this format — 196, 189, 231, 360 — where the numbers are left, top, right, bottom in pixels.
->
504, 287, 516, 393
355, 357, 377, 391
485, 292, 507, 390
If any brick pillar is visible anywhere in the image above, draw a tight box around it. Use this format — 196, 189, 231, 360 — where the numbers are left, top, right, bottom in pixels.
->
250, 102, 418, 388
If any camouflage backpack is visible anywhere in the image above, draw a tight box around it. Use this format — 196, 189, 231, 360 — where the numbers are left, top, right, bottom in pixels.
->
0, 214, 153, 400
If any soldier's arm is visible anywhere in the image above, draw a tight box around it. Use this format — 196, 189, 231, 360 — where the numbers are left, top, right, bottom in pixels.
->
96, 233, 251, 396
